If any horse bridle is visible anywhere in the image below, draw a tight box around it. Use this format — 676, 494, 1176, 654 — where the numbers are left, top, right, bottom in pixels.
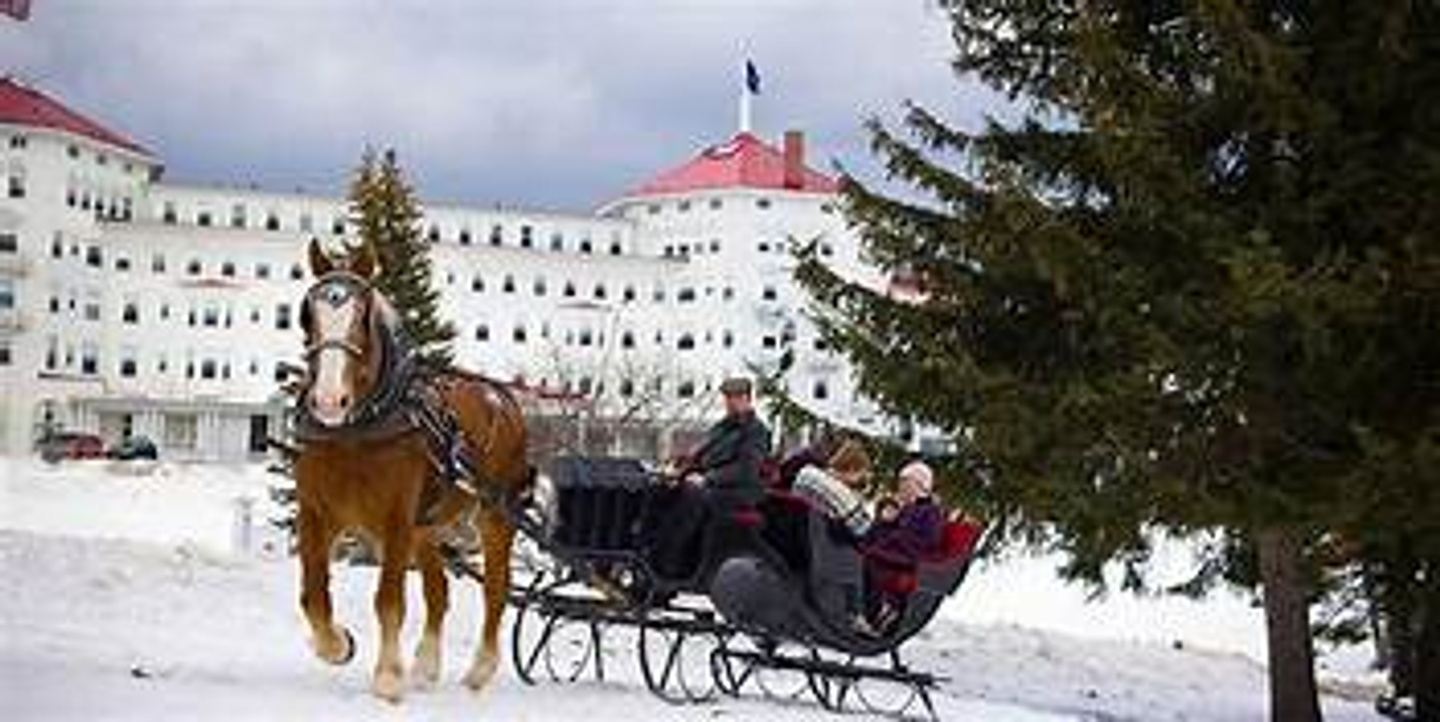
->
301, 271, 374, 362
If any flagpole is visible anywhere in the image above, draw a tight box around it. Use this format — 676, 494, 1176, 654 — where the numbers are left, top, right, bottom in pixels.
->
739, 85, 752, 134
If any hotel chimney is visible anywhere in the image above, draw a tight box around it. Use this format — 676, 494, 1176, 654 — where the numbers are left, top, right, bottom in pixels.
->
783, 130, 804, 189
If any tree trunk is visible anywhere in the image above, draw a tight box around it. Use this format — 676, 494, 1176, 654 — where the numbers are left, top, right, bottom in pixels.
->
1416, 557, 1440, 722
1256, 526, 1321, 722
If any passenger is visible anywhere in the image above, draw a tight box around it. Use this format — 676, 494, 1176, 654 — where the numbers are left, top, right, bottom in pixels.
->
791, 439, 885, 637
864, 460, 945, 631
792, 439, 876, 538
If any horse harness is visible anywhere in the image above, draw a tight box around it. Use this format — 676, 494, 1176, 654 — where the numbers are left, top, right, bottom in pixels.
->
292, 271, 509, 524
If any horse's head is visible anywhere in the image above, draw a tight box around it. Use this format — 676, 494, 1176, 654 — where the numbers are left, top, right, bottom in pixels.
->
300, 238, 392, 427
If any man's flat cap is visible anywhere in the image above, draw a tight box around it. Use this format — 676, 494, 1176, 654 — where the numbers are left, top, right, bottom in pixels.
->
719, 377, 753, 395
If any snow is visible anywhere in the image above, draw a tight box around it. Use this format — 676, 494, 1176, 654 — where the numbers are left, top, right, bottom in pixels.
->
0, 457, 1384, 721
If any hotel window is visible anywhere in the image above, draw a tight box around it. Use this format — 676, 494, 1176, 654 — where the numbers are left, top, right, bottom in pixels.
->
331, 218, 345, 235
66, 188, 76, 207
115, 255, 130, 271
255, 263, 271, 279
652, 286, 665, 303
755, 197, 772, 210
187, 308, 197, 327
162, 202, 177, 224
550, 232, 563, 252
221, 261, 236, 277
520, 225, 533, 248
709, 198, 723, 210
80, 344, 99, 375
621, 331, 635, 349
475, 324, 490, 341
0, 341, 10, 366
503, 275, 516, 293
489, 224, 502, 246
563, 281, 576, 298
622, 285, 636, 302
677, 288, 695, 303
677, 333, 695, 351
230, 203, 246, 228
579, 239, 593, 254
83, 300, 101, 321
47, 295, 58, 313
188, 259, 202, 276
265, 213, 280, 231
678, 200, 691, 212
471, 275, 484, 293
96, 153, 108, 166
0, 279, 12, 309
203, 306, 220, 327
427, 225, 440, 243
512, 325, 527, 344
677, 380, 695, 399
813, 380, 829, 400
158, 355, 168, 374
722, 287, 734, 300
459, 228, 472, 245
275, 303, 292, 330
579, 330, 593, 347
663, 245, 673, 257
7, 173, 25, 199
647, 203, 661, 214
533, 278, 547, 297
197, 211, 212, 227
609, 241, 622, 256
249, 307, 260, 323
119, 356, 137, 378
757, 241, 770, 253
722, 331, 734, 348
762, 335, 777, 349
85, 245, 102, 268
820, 243, 835, 257
121, 197, 134, 222
50, 235, 62, 258
9, 134, 27, 149
619, 378, 634, 397
122, 302, 139, 324
593, 284, 606, 300
762, 286, 777, 302
0, 233, 16, 253
709, 240, 721, 253
290, 264, 303, 280
160, 303, 170, 320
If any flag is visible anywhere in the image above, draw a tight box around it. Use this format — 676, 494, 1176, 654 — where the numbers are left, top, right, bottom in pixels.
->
0, 0, 31, 20
745, 60, 761, 95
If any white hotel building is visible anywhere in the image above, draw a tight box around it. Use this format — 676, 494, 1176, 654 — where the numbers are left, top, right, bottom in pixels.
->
0, 77, 934, 462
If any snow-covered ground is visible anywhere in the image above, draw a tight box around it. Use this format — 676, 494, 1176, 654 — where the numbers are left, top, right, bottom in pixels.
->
0, 457, 1383, 721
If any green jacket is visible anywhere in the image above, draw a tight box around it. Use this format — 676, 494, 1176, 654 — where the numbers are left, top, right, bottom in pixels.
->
689, 411, 772, 506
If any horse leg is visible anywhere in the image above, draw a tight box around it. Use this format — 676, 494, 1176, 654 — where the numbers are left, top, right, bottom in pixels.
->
463, 506, 515, 691
371, 519, 412, 702
411, 540, 449, 689
298, 505, 353, 665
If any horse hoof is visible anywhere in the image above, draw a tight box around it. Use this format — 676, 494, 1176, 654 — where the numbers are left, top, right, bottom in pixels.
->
462, 656, 498, 692
371, 669, 405, 704
412, 641, 441, 689
314, 626, 355, 666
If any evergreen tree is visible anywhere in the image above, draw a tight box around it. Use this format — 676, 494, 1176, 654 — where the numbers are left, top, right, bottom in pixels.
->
796, 3, 1439, 720
347, 148, 456, 369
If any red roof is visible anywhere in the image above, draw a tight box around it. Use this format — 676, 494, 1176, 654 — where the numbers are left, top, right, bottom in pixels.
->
625, 131, 838, 198
0, 77, 153, 157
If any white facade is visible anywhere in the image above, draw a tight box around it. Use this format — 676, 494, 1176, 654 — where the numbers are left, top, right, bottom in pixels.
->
0, 85, 908, 462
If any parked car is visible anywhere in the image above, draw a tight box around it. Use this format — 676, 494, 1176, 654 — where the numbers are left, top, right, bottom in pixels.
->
37, 432, 106, 463
107, 435, 159, 461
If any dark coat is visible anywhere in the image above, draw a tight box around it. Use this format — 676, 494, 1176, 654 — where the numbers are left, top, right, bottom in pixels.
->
689, 411, 772, 507
865, 496, 944, 564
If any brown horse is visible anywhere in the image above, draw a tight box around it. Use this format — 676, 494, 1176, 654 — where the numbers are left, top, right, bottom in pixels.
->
293, 238, 527, 702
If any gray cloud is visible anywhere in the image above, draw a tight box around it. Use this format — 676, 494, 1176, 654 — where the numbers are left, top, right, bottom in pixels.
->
2, 0, 1005, 209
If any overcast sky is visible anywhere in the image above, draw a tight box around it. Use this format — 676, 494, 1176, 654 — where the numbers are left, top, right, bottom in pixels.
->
3, 0, 1003, 210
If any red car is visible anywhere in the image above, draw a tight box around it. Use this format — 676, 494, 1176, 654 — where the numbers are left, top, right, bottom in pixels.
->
38, 432, 106, 463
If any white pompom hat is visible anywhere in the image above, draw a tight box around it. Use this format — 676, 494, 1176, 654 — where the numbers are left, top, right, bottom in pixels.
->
898, 460, 934, 495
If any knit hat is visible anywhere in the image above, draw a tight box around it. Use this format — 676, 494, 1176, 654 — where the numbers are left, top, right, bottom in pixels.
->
898, 460, 934, 495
